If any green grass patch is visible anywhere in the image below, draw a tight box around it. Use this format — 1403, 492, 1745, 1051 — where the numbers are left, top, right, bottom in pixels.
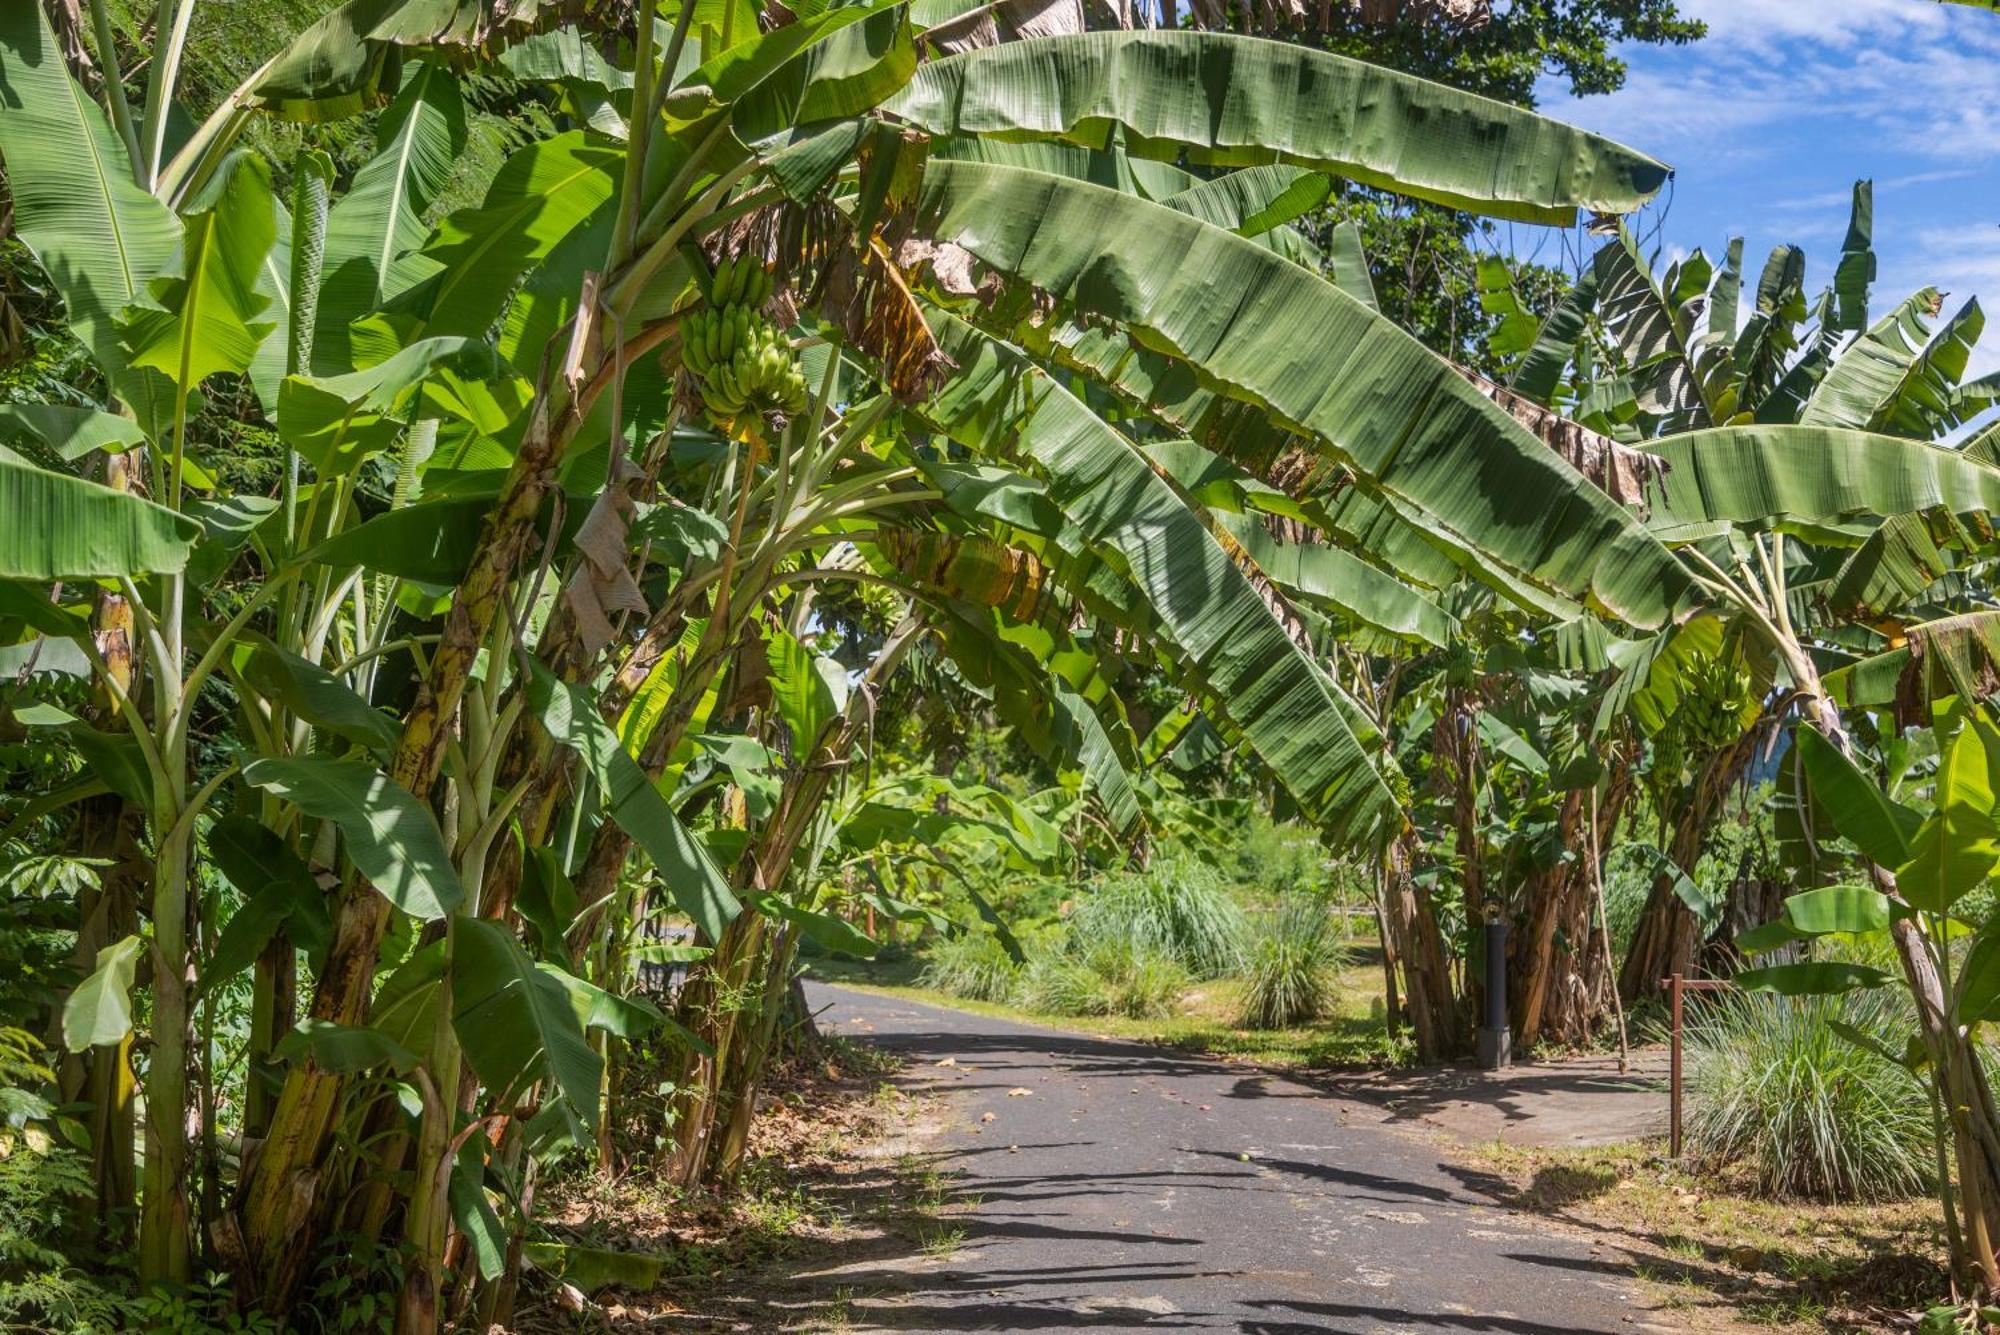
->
810, 946, 1410, 1070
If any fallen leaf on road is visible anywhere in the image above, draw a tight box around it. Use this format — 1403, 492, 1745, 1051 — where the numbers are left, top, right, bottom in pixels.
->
936, 1057, 957, 1067
1198, 1105, 1211, 1111
1007, 1087, 1033, 1097
980, 1112, 995, 1122
1007, 1145, 1019, 1153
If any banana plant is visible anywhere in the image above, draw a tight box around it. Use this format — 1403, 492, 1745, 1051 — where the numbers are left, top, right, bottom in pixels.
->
1742, 704, 2000, 1294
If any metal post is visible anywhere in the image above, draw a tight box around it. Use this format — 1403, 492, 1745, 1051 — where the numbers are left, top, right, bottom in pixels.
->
1668, 972, 1684, 1159
1476, 912, 1510, 1069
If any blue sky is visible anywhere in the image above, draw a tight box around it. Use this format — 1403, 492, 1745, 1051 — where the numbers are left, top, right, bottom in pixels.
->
1521, 0, 2000, 378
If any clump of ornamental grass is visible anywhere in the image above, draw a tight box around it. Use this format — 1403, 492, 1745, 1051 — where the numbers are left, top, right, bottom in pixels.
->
1682, 986, 1930, 1202
1067, 858, 1247, 980
917, 929, 1021, 1003
1237, 898, 1344, 1029
1016, 936, 1189, 1020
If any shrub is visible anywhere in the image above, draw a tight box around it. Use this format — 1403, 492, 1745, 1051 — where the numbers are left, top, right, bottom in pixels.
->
1069, 858, 1246, 979
0, 1028, 135, 1334
1237, 899, 1345, 1029
1017, 937, 1188, 1019
1682, 987, 1930, 1201
1225, 814, 1326, 891
918, 930, 1021, 1003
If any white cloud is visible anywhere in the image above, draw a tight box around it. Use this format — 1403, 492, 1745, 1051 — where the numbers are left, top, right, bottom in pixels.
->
1520, 2, 2000, 385
1546, 4, 2000, 169
1678, 0, 1949, 47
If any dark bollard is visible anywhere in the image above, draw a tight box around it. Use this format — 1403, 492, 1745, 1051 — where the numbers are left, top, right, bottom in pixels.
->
1476, 911, 1511, 1069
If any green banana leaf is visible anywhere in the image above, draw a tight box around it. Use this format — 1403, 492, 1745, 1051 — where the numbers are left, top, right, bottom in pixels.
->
243, 755, 463, 921
1590, 228, 1711, 432
0, 1, 181, 430
1782, 883, 1892, 935
1139, 438, 1453, 646
0, 453, 202, 579
0, 405, 147, 461
279, 335, 515, 474
1802, 290, 1980, 436
1509, 262, 1598, 407
453, 916, 602, 1126
229, 639, 399, 753
888, 31, 1669, 225
527, 662, 740, 941
398, 131, 622, 349
1156, 165, 1329, 238
672, 0, 917, 145
1051, 680, 1141, 833
250, 0, 580, 121
273, 1019, 418, 1075
1829, 181, 1876, 335
1897, 717, 2000, 913
314, 63, 467, 373
1639, 425, 2000, 537
61, 935, 144, 1049
1736, 961, 1894, 996
923, 309, 1395, 842
912, 160, 1692, 629
1794, 725, 1922, 870
122, 153, 279, 394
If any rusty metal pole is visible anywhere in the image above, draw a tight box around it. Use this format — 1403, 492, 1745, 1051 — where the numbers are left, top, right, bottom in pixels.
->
1667, 972, 1684, 1159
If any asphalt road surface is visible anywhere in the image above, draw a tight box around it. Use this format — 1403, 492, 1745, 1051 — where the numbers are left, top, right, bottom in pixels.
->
808, 983, 1669, 1334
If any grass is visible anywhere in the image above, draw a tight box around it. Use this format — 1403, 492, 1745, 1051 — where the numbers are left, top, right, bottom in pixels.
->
1069, 858, 1248, 980
1681, 988, 1932, 1202
1015, 937, 1189, 1019
809, 944, 1411, 1070
916, 1224, 967, 1259
1461, 1140, 1950, 1332
916, 929, 1022, 1003
1237, 899, 1345, 1029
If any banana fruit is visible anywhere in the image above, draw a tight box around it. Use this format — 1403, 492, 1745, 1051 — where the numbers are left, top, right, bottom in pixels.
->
679, 254, 806, 433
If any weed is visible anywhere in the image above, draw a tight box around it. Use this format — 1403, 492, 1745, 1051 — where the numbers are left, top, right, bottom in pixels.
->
917, 1225, 966, 1259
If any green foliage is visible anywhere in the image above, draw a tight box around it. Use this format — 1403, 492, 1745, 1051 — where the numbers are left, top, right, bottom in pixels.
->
295, 1234, 404, 1335
1068, 859, 1247, 981
1222, 815, 1328, 901
132, 1275, 282, 1334
1237, 900, 1345, 1030
1681, 988, 1931, 1202
0, 1029, 133, 1334
917, 930, 1022, 1004
1016, 936, 1189, 1020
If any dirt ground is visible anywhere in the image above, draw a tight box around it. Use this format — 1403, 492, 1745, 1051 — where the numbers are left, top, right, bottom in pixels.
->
511, 1036, 960, 1331
1304, 1045, 1673, 1148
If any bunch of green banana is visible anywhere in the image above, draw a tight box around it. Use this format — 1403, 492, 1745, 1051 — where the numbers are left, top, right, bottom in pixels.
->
680, 257, 809, 430
708, 254, 774, 309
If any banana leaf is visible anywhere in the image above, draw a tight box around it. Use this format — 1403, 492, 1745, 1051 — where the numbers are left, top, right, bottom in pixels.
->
912, 160, 1692, 629
889, 31, 1669, 225
922, 309, 1395, 842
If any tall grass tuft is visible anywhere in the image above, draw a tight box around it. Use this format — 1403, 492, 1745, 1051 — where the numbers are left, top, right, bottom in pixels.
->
1016, 937, 1189, 1019
1682, 987, 1930, 1201
917, 930, 1021, 1003
1068, 857, 1247, 979
1237, 899, 1344, 1029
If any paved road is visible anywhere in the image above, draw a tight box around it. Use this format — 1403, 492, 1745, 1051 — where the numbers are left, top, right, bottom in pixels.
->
809, 983, 1667, 1335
